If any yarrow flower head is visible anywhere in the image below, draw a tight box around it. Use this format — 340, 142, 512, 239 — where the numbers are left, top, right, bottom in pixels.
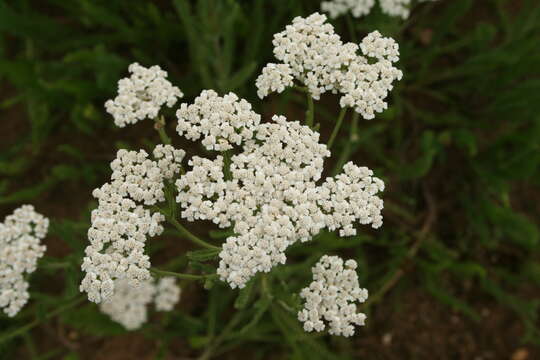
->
176, 90, 261, 151
0, 205, 48, 317
176, 110, 384, 289
154, 276, 182, 311
105, 63, 183, 128
99, 276, 180, 330
80, 145, 185, 303
255, 13, 402, 119
319, 162, 385, 235
321, 0, 375, 18
298, 255, 368, 337
255, 63, 294, 99
321, 0, 436, 19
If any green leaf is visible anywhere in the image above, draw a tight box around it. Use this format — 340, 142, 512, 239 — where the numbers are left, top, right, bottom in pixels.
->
60, 304, 126, 336
188, 335, 210, 349
453, 128, 477, 156
209, 228, 234, 239
227, 62, 257, 91
63, 352, 80, 360
448, 261, 487, 279
187, 248, 221, 262
399, 131, 439, 179
487, 204, 539, 249
235, 296, 271, 335
423, 273, 480, 321
234, 278, 256, 309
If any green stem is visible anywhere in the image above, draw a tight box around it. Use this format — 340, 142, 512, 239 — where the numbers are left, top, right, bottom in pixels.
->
0, 296, 85, 344
223, 150, 232, 181
150, 268, 215, 281
39, 258, 71, 270
162, 210, 220, 250
164, 181, 177, 220
327, 107, 348, 149
305, 93, 315, 128
345, 14, 357, 43
198, 311, 244, 360
331, 111, 359, 175
155, 115, 171, 145
23, 333, 38, 359
260, 274, 272, 300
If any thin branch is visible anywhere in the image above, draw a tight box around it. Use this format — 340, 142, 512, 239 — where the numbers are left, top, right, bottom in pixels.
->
0, 296, 85, 344
327, 107, 348, 149
150, 268, 216, 281
165, 212, 221, 251
306, 93, 315, 128
154, 115, 171, 145
198, 311, 244, 360
363, 184, 437, 308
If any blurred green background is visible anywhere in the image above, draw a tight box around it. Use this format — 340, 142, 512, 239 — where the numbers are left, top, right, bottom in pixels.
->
0, 0, 539, 359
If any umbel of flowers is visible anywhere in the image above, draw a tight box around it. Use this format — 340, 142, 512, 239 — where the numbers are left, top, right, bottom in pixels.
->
176, 106, 384, 289
80, 145, 185, 303
79, 12, 402, 336
100, 276, 181, 330
298, 255, 368, 337
321, 0, 437, 20
0, 205, 49, 317
255, 13, 402, 120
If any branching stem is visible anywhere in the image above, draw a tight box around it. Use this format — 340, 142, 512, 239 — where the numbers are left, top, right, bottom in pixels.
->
306, 93, 315, 128
362, 185, 437, 308
0, 296, 85, 344
163, 210, 220, 250
154, 115, 171, 145
327, 107, 348, 149
150, 268, 216, 281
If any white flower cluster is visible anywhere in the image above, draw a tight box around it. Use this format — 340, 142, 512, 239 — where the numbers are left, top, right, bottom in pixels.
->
105, 63, 183, 128
99, 276, 180, 330
259, 13, 357, 101
255, 63, 294, 99
0, 205, 48, 317
176, 90, 261, 151
176, 114, 384, 289
319, 162, 385, 236
338, 30, 402, 119
100, 278, 154, 330
154, 276, 181, 311
321, 0, 374, 18
255, 13, 402, 119
321, 0, 436, 19
298, 255, 368, 337
81, 145, 185, 304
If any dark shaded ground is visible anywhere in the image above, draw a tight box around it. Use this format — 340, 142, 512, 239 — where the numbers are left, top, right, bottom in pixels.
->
17, 288, 540, 359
